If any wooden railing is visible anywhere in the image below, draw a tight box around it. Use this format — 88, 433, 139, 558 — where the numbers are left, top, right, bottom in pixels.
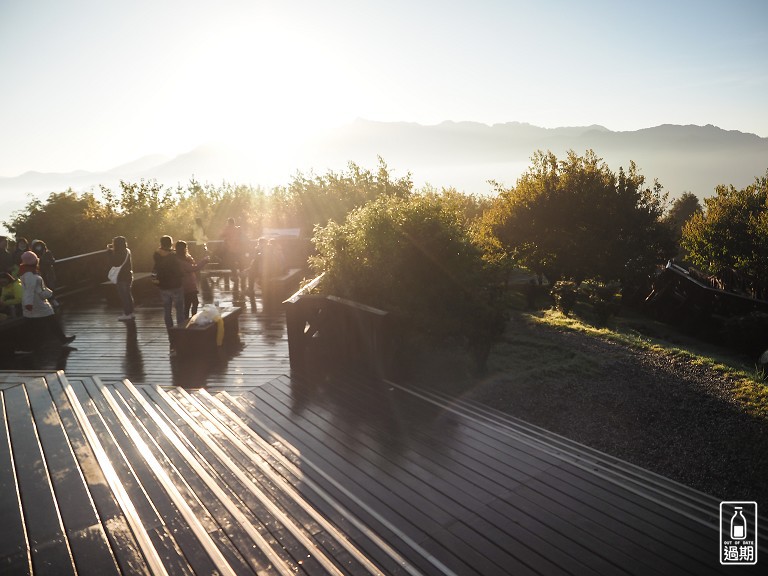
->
284, 275, 395, 380
53, 249, 111, 298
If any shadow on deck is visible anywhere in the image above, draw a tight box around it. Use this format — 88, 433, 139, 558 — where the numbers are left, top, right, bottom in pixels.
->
0, 282, 764, 574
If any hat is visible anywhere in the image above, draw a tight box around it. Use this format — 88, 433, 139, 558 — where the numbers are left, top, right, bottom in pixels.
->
21, 250, 39, 266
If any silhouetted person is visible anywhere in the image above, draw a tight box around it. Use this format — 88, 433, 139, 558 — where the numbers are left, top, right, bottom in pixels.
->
0, 236, 13, 274
107, 236, 135, 321
176, 240, 208, 318
153, 235, 184, 355
220, 217, 245, 291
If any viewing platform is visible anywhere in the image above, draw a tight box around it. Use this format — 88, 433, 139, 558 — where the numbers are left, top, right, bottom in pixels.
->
1, 266, 763, 574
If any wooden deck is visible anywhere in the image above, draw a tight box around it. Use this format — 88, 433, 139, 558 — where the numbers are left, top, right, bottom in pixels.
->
0, 288, 289, 391
0, 286, 764, 574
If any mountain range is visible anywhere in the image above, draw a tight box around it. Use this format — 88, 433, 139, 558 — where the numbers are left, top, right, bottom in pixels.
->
2, 120, 767, 227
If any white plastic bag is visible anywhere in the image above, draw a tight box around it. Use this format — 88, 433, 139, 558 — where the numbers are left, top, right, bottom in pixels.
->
186, 304, 221, 327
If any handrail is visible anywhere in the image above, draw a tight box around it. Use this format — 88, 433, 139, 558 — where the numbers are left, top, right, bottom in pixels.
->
284, 273, 325, 304
55, 248, 109, 264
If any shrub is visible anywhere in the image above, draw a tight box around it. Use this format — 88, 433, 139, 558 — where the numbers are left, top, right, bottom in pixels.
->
584, 283, 622, 325
311, 193, 506, 371
551, 280, 578, 316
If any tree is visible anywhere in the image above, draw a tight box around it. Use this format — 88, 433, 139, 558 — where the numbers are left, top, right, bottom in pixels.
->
311, 192, 505, 370
478, 149, 674, 287
4, 190, 113, 257
663, 191, 703, 260
276, 157, 413, 235
681, 170, 768, 293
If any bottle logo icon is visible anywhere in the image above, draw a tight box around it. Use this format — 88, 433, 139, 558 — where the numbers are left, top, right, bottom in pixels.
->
720, 501, 757, 565
730, 507, 747, 540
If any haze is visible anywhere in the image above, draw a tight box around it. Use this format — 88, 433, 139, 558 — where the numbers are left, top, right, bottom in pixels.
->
1, 0, 766, 180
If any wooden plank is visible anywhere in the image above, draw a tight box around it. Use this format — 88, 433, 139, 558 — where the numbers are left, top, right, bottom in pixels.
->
233, 387, 492, 576
78, 376, 233, 576
0, 388, 31, 574
24, 376, 121, 576
106, 380, 267, 575
170, 385, 397, 576
235, 376, 730, 576
65, 376, 190, 575
139, 383, 338, 575
203, 388, 464, 576
2, 383, 76, 575
45, 374, 153, 574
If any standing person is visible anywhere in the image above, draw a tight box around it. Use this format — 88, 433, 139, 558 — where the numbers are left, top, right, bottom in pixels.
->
192, 217, 208, 259
176, 240, 208, 319
153, 235, 184, 354
245, 236, 267, 298
31, 239, 58, 307
19, 251, 75, 348
12, 237, 29, 273
220, 217, 245, 291
0, 236, 14, 274
107, 236, 134, 321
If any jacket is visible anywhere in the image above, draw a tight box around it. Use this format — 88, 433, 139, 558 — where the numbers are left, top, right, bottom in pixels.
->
21, 271, 55, 318
153, 249, 183, 290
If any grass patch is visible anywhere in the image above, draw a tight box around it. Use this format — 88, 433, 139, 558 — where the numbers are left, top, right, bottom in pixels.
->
522, 305, 768, 420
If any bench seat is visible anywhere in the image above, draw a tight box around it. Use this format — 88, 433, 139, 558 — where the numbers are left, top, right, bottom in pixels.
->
168, 307, 241, 359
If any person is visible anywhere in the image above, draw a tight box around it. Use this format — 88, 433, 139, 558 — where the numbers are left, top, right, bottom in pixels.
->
0, 236, 14, 274
192, 217, 208, 259
107, 236, 135, 321
176, 240, 208, 319
245, 236, 267, 298
263, 238, 286, 280
153, 235, 184, 353
19, 251, 75, 348
0, 272, 23, 318
11, 236, 29, 274
31, 239, 58, 307
220, 217, 245, 291
261, 238, 286, 306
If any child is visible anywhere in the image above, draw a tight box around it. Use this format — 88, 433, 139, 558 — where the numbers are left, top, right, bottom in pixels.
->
19, 251, 76, 348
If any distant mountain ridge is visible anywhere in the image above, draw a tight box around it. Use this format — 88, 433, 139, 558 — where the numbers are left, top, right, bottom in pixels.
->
2, 121, 767, 228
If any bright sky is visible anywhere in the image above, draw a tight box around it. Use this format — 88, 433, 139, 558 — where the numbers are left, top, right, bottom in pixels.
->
1, 0, 766, 177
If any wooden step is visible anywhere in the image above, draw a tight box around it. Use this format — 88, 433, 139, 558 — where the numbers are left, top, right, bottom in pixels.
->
391, 382, 720, 516
1, 373, 150, 575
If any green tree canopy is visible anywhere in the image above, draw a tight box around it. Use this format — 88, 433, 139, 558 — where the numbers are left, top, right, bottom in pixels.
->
663, 191, 703, 260
275, 157, 413, 235
478, 149, 674, 285
681, 170, 768, 288
311, 191, 505, 365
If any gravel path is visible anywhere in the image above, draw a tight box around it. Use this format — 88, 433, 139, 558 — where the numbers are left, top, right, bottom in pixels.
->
467, 317, 768, 503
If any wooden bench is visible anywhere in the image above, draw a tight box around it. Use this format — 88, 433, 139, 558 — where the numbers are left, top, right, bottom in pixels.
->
168, 307, 241, 359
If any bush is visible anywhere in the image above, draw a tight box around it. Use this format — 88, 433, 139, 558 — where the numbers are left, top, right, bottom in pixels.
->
311, 193, 506, 372
584, 283, 622, 325
551, 280, 578, 316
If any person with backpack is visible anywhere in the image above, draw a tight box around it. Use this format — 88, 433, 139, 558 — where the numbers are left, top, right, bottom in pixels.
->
153, 235, 184, 354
